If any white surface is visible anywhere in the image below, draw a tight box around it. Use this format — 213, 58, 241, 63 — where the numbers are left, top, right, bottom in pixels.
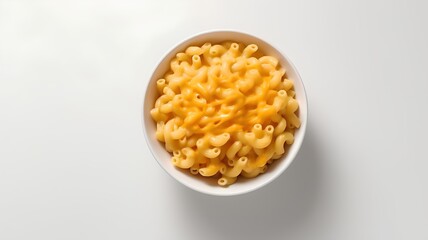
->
143, 30, 308, 196
0, 0, 427, 239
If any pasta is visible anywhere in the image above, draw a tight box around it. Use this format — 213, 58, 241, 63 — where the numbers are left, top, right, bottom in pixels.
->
151, 42, 300, 186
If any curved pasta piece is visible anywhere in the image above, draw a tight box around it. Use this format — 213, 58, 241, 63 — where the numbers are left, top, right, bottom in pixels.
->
199, 160, 225, 177
218, 176, 237, 186
192, 55, 202, 69
226, 141, 243, 160
156, 79, 166, 94
202, 147, 221, 159
190, 166, 200, 175
237, 145, 252, 157
274, 133, 287, 155
231, 58, 246, 72
242, 44, 258, 58
269, 71, 283, 90
163, 120, 180, 152
221, 60, 232, 76
163, 87, 176, 97
282, 79, 294, 91
159, 102, 173, 114
171, 148, 196, 169
170, 58, 181, 73
245, 125, 274, 149
245, 57, 259, 69
252, 124, 264, 138
150, 107, 168, 123
253, 148, 275, 169
155, 95, 172, 108
259, 56, 278, 68
209, 45, 226, 56
209, 133, 231, 147
196, 138, 221, 158
171, 95, 187, 118
170, 126, 187, 140
241, 166, 267, 178
185, 46, 203, 56
229, 43, 240, 57
176, 52, 189, 61
274, 117, 287, 136
272, 90, 287, 112
285, 98, 301, 128
155, 121, 165, 142
222, 157, 248, 178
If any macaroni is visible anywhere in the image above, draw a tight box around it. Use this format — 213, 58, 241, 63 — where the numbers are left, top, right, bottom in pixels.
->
151, 42, 300, 186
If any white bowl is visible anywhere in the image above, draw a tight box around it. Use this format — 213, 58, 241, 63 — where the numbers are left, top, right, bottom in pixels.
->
142, 30, 308, 196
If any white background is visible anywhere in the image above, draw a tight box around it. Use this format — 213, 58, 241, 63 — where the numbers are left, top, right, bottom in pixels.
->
1, 0, 427, 239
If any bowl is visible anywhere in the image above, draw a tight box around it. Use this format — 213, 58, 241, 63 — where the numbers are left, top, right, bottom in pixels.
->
142, 30, 308, 196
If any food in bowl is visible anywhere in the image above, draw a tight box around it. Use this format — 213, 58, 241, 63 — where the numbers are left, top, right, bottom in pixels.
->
150, 42, 300, 186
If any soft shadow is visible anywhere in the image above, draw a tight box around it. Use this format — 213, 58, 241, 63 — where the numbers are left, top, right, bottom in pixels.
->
175, 124, 324, 239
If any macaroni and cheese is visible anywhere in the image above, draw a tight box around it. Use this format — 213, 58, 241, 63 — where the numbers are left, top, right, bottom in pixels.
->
151, 42, 300, 186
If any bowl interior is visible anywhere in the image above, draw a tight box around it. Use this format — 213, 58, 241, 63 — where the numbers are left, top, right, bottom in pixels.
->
143, 31, 307, 196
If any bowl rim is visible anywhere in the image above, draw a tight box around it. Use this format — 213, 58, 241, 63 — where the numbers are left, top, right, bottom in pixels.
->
142, 29, 308, 196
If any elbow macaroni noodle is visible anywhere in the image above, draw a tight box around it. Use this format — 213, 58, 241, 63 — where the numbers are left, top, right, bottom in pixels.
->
151, 42, 300, 186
